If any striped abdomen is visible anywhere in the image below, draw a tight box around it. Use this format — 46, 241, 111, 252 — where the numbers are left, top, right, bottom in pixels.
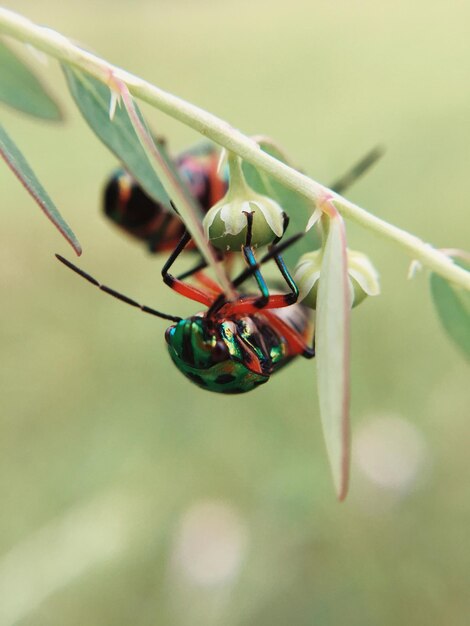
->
103, 143, 228, 253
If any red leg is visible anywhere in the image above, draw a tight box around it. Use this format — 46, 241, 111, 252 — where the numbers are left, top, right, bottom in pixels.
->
166, 277, 214, 307
193, 271, 224, 296
162, 230, 215, 307
217, 292, 296, 317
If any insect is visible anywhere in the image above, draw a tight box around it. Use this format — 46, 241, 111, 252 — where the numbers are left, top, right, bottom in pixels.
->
56, 227, 314, 394
103, 142, 228, 253
63, 144, 382, 392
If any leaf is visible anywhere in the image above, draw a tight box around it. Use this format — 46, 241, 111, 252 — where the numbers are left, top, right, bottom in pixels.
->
0, 124, 81, 255
430, 259, 470, 360
62, 65, 234, 296
0, 39, 62, 120
315, 210, 351, 500
62, 64, 171, 208
115, 78, 235, 297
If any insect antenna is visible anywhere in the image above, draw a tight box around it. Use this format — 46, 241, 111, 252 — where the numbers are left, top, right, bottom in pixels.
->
55, 254, 182, 322
329, 145, 384, 194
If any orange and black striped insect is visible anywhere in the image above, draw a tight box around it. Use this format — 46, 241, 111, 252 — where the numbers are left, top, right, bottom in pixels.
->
103, 142, 227, 253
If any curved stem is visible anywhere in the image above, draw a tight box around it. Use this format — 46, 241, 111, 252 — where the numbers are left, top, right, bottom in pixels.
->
226, 152, 248, 194
1, 7, 469, 290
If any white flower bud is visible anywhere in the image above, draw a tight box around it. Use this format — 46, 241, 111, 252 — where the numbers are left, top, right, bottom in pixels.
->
294, 250, 322, 309
347, 249, 381, 306
203, 154, 284, 251
295, 248, 380, 309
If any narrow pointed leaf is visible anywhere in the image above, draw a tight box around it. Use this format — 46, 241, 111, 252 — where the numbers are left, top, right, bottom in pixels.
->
0, 124, 81, 254
315, 211, 351, 500
116, 79, 235, 297
0, 39, 62, 120
430, 259, 470, 360
62, 65, 233, 296
62, 64, 171, 208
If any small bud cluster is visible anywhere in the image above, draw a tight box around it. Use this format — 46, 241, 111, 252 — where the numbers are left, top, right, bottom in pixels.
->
203, 153, 284, 251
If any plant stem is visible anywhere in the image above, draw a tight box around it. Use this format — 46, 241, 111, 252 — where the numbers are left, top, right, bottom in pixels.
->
226, 152, 248, 194
1, 7, 469, 290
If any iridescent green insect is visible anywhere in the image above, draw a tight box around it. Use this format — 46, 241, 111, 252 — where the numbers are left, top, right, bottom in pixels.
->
58, 145, 382, 393
56, 229, 314, 394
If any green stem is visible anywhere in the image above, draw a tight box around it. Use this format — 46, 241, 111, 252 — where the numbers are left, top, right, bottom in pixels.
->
226, 152, 248, 194
1, 7, 469, 290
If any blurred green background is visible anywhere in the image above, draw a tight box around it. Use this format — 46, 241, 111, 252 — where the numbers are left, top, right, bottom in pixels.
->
1, 1, 469, 624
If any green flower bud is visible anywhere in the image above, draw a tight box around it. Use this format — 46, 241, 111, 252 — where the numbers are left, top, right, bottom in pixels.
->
295, 248, 380, 309
203, 154, 284, 251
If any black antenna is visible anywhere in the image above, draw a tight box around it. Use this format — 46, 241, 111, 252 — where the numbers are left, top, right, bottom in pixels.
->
55, 255, 182, 323
330, 145, 385, 194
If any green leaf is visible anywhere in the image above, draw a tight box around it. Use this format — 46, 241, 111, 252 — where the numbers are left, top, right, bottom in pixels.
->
0, 39, 62, 120
430, 259, 470, 360
315, 211, 351, 500
62, 65, 234, 296
0, 124, 81, 255
115, 78, 235, 297
62, 64, 171, 209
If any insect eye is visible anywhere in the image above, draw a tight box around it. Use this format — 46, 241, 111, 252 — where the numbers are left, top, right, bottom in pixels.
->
212, 340, 229, 363
165, 326, 175, 344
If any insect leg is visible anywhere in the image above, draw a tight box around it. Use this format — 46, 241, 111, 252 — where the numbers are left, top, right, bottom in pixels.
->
231, 230, 304, 289
207, 227, 304, 317
161, 230, 214, 307
176, 257, 208, 280
241, 210, 270, 306
265, 213, 299, 302
55, 255, 182, 322
220, 214, 299, 315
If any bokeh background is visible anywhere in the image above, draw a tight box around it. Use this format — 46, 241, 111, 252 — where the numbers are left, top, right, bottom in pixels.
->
1, 1, 469, 624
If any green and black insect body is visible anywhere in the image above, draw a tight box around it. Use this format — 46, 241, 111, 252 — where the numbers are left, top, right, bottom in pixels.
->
56, 224, 315, 394
165, 302, 313, 394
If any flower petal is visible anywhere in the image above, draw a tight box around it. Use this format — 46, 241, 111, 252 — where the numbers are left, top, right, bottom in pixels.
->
252, 199, 284, 238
